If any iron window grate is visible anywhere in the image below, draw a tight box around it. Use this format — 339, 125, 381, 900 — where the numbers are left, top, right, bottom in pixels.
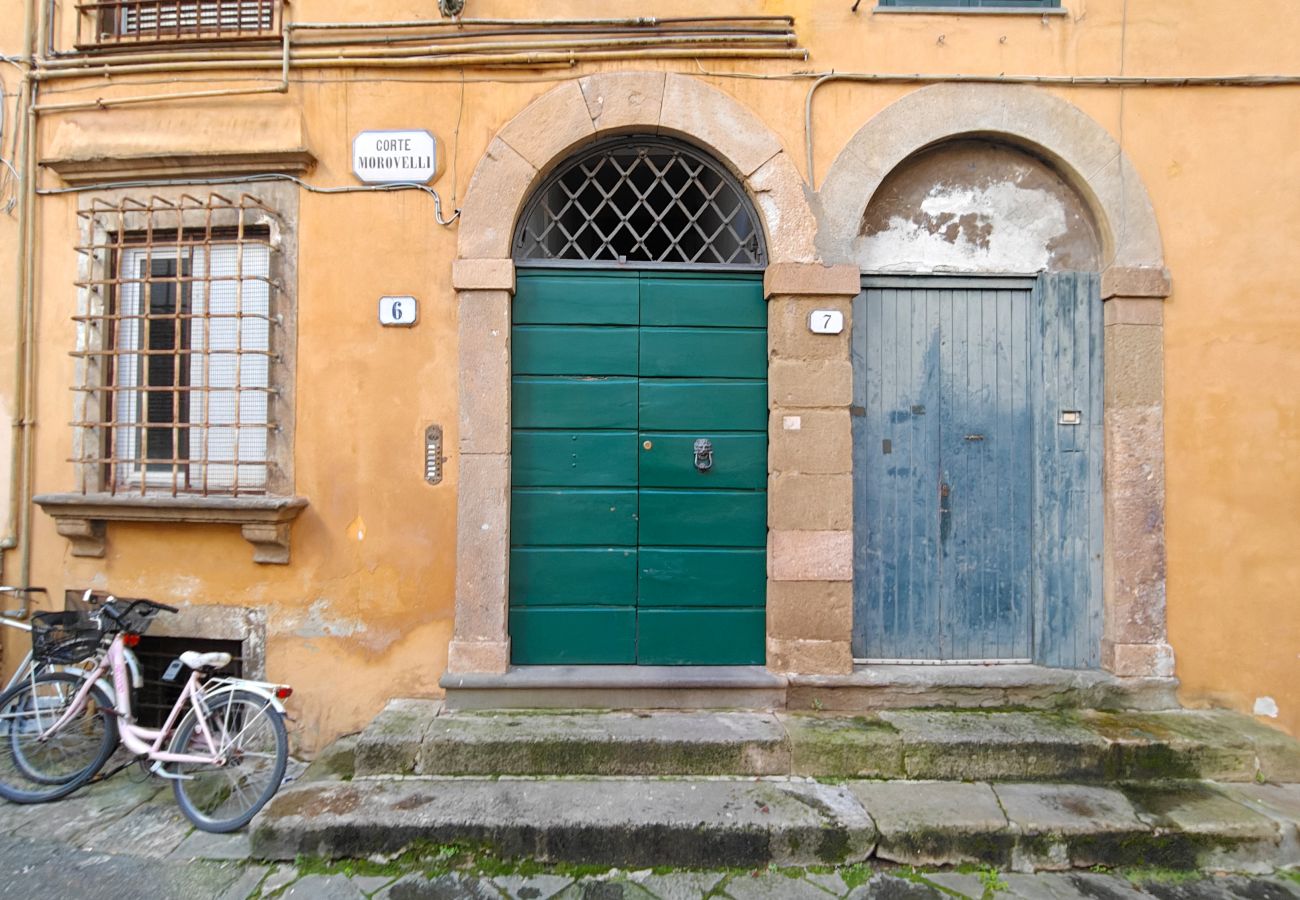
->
79, 0, 281, 46
73, 192, 283, 497
515, 137, 766, 268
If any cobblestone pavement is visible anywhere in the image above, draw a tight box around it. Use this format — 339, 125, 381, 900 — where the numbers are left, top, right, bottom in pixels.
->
0, 772, 1297, 900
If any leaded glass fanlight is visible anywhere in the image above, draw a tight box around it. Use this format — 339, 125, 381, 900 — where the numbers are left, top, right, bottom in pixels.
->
514, 137, 765, 268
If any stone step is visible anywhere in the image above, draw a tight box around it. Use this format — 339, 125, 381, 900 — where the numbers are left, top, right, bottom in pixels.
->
352, 702, 1300, 784
249, 776, 1300, 873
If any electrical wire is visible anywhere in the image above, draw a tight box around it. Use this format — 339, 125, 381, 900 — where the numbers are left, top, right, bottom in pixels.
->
35, 172, 461, 226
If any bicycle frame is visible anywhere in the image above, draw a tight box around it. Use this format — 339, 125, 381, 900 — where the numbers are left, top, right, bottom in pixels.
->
38, 633, 227, 768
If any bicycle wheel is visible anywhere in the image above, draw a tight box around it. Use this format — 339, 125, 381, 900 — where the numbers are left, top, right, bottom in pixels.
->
0, 671, 118, 803
170, 690, 288, 833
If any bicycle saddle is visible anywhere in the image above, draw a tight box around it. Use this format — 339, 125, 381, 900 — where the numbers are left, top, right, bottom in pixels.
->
180, 650, 232, 670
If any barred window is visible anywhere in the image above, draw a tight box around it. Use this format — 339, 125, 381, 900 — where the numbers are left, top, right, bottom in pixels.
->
82, 0, 281, 46
74, 194, 284, 497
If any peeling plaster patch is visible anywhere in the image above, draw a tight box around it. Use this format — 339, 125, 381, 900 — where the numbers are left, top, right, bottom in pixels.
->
1254, 696, 1280, 718
857, 180, 1067, 273
857, 139, 1101, 274
349, 515, 365, 542
285, 598, 368, 639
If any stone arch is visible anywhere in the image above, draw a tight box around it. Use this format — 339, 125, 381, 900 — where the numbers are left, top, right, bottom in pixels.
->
818, 82, 1164, 273
447, 74, 819, 675
820, 83, 1174, 680
456, 72, 818, 266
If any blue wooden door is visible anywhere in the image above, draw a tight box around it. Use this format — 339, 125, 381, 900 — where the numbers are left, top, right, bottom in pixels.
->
853, 275, 1101, 665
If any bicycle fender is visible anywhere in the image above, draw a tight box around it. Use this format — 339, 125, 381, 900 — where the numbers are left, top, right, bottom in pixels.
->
204, 681, 287, 716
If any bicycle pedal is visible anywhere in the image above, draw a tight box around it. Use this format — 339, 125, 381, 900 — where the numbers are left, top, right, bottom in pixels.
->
148, 760, 194, 781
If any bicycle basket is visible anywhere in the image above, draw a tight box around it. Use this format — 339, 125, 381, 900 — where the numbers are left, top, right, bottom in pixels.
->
30, 610, 103, 664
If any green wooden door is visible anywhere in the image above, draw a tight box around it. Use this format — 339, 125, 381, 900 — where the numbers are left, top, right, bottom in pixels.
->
510, 270, 767, 665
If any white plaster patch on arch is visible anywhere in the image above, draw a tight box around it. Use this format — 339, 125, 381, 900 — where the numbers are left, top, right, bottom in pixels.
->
861, 180, 1070, 274
455, 71, 818, 264
816, 82, 1164, 272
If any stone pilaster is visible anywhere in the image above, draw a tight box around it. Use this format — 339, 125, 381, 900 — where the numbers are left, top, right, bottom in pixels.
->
447, 261, 516, 674
763, 264, 861, 675
1100, 267, 1174, 677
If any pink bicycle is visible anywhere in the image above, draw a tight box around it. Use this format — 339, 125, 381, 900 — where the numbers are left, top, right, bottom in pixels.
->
0, 595, 293, 832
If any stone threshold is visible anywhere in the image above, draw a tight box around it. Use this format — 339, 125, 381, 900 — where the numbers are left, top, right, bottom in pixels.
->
441, 663, 1178, 712
250, 775, 1300, 872
441, 665, 788, 710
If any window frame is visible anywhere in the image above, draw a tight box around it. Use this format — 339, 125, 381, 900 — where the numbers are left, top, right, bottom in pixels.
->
876, 0, 1063, 10
72, 183, 298, 500
80, 0, 283, 48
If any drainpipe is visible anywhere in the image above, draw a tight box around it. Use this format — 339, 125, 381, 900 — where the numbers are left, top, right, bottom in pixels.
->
4, 0, 38, 611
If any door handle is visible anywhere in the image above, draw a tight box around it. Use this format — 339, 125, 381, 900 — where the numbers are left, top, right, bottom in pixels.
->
939, 481, 952, 544
693, 438, 714, 472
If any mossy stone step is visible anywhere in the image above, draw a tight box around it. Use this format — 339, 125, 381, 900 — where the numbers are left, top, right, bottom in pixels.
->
350, 703, 1300, 783
248, 777, 1300, 873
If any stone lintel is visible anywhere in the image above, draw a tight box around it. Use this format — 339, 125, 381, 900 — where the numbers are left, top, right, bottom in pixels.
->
452, 259, 516, 292
764, 263, 861, 299
42, 149, 316, 185
1101, 266, 1171, 301
34, 493, 308, 564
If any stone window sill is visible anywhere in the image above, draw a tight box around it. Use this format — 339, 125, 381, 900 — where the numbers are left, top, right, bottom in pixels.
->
33, 493, 309, 564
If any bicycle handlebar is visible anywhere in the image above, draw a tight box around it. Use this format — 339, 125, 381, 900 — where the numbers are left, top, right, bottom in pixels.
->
98, 596, 179, 633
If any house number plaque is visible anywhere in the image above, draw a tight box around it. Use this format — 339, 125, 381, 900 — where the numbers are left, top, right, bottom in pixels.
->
809, 309, 844, 334
379, 296, 418, 327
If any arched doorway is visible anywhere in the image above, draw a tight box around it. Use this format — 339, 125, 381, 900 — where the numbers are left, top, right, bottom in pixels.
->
507, 136, 769, 665
851, 139, 1105, 666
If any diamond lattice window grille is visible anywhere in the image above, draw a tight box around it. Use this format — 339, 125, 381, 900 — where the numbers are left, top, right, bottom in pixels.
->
515, 138, 765, 268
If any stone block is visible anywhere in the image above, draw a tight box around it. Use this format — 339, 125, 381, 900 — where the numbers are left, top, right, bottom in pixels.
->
453, 453, 510, 644
764, 263, 861, 298
416, 710, 789, 777
451, 258, 515, 292
446, 639, 510, 675
769, 408, 852, 475
1103, 407, 1167, 646
766, 637, 853, 675
1080, 710, 1257, 782
993, 783, 1151, 870
354, 699, 443, 776
578, 70, 666, 132
768, 298, 852, 361
850, 781, 1013, 866
659, 74, 781, 178
1123, 783, 1287, 872
779, 713, 905, 777
498, 80, 596, 171
458, 137, 537, 261
1104, 297, 1164, 326
770, 530, 853, 581
1101, 266, 1172, 300
882, 710, 1111, 782
769, 472, 852, 531
749, 152, 819, 265
458, 290, 511, 455
767, 580, 852, 642
1102, 641, 1175, 678
769, 359, 853, 409
1105, 325, 1164, 409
